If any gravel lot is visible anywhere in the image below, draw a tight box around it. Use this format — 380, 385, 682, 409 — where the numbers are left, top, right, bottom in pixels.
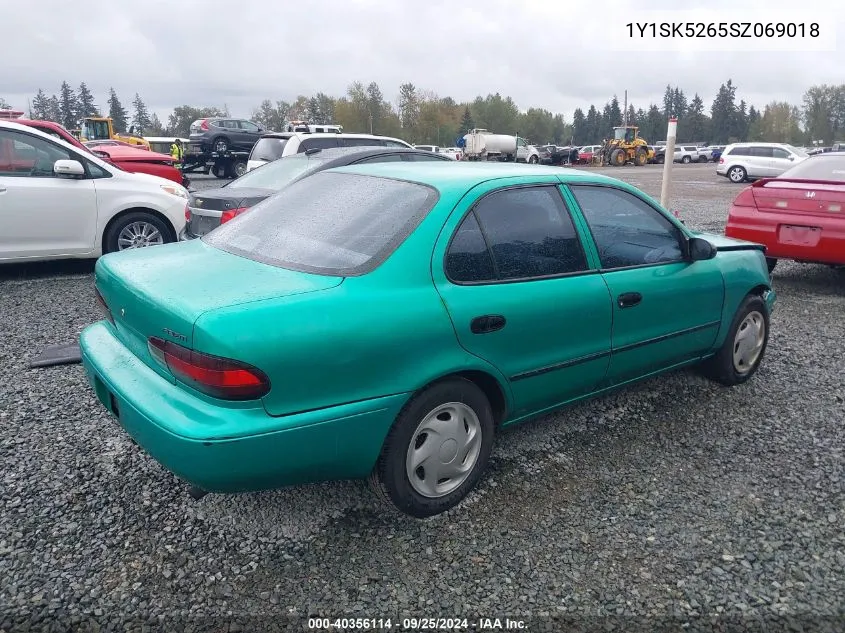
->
1, 163, 843, 631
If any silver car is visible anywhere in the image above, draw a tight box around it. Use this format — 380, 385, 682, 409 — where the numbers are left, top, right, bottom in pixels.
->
716, 142, 809, 183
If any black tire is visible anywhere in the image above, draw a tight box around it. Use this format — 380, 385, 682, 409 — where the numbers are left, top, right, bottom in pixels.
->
610, 148, 626, 166
682, 155, 692, 164
766, 257, 778, 273
368, 378, 495, 518
634, 147, 648, 166
528, 155, 539, 164
212, 137, 229, 153
655, 154, 665, 164
698, 155, 708, 163
699, 294, 770, 386
211, 163, 226, 179
227, 160, 247, 178
728, 165, 747, 183
103, 211, 174, 254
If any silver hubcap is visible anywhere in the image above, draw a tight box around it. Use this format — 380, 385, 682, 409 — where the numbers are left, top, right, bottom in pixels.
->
730, 168, 743, 182
732, 311, 766, 373
117, 221, 163, 250
405, 402, 482, 498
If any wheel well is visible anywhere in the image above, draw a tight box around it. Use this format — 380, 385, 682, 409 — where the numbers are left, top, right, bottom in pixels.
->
101, 207, 177, 253
443, 370, 508, 426
749, 283, 770, 298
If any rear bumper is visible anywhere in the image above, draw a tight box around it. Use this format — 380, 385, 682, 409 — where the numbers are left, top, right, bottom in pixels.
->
725, 205, 845, 265
79, 321, 408, 492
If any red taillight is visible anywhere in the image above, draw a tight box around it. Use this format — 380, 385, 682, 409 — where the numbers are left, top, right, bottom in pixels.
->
200, 119, 209, 131
719, 157, 725, 164
220, 206, 249, 224
184, 203, 191, 222
147, 337, 270, 400
94, 287, 114, 324
732, 186, 756, 208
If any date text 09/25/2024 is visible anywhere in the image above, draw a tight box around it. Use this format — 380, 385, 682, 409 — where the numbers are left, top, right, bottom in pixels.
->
308, 617, 526, 630
626, 22, 819, 39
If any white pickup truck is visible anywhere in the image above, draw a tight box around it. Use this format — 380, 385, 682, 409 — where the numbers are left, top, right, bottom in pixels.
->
673, 145, 711, 163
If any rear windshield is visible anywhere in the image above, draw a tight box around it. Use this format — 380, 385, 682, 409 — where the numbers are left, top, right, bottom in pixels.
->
226, 154, 322, 190
203, 172, 439, 276
778, 155, 845, 181
250, 137, 289, 162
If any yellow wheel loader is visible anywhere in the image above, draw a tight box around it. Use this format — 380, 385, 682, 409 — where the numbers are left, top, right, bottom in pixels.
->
598, 126, 653, 167
79, 117, 150, 150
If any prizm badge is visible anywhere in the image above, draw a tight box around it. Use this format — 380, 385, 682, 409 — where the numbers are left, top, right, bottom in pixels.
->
163, 328, 187, 342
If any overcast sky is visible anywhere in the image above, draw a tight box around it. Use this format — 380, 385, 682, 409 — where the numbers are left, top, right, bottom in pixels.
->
2, 0, 841, 122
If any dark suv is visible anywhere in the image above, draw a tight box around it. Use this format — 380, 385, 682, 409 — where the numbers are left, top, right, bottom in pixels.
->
189, 118, 266, 154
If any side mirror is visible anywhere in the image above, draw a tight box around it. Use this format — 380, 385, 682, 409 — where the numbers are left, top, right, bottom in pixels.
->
788, 156, 795, 161
54, 159, 85, 178
689, 237, 717, 261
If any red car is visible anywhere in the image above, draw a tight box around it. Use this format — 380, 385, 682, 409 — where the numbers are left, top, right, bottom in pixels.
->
0, 110, 186, 186
725, 153, 845, 273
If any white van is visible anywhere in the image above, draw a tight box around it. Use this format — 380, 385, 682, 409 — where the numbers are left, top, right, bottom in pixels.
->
246, 132, 413, 171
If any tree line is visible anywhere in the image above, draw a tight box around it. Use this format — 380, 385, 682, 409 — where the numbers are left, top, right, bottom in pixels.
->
4, 79, 845, 147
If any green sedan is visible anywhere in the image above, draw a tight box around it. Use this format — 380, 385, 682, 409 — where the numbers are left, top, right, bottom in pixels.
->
80, 163, 776, 518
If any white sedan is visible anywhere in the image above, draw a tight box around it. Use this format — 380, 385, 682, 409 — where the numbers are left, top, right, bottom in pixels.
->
0, 120, 188, 263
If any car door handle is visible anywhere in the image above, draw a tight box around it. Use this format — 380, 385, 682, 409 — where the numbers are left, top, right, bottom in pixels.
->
470, 314, 507, 334
0, 186, 6, 193
617, 292, 642, 309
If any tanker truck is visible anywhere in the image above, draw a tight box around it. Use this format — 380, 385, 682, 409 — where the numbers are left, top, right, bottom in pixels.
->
462, 129, 540, 163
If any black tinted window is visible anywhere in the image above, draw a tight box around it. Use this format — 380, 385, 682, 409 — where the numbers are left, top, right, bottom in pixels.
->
750, 146, 774, 158
570, 186, 683, 269
473, 186, 587, 280
203, 172, 438, 276
726, 147, 748, 156
340, 138, 385, 147
446, 213, 496, 282
300, 138, 339, 152
250, 138, 288, 162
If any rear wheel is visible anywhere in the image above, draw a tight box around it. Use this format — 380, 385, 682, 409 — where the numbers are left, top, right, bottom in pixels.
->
368, 378, 495, 518
699, 294, 769, 386
212, 137, 229, 153
698, 155, 708, 163
655, 154, 665, 164
229, 160, 247, 178
211, 163, 226, 178
528, 155, 539, 164
104, 211, 173, 254
634, 147, 648, 166
728, 165, 747, 183
682, 155, 692, 164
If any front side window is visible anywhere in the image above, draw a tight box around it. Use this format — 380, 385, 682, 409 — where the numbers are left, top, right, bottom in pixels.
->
0, 129, 74, 177
203, 172, 438, 276
384, 140, 409, 148
340, 138, 385, 148
750, 146, 774, 158
446, 186, 587, 282
240, 121, 260, 133
250, 137, 288, 162
778, 155, 845, 180
570, 185, 684, 269
772, 148, 791, 159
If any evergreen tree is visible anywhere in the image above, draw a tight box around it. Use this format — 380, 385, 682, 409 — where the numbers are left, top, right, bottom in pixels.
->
460, 105, 474, 133
31, 89, 50, 119
77, 82, 98, 118
572, 108, 587, 142
0, 96, 10, 109
710, 79, 738, 143
47, 95, 62, 124
131, 93, 151, 135
58, 81, 78, 129
107, 88, 129, 134
683, 93, 709, 142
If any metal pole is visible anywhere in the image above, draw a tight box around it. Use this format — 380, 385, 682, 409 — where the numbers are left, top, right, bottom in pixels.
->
660, 117, 678, 209
623, 90, 628, 127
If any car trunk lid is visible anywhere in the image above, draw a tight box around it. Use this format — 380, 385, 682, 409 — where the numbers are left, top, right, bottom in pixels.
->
94, 240, 342, 379
186, 188, 274, 236
751, 178, 845, 218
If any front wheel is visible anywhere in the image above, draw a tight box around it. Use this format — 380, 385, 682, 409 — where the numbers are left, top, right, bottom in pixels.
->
698, 294, 769, 386
104, 211, 173, 254
698, 155, 709, 163
682, 155, 692, 164
528, 155, 539, 164
368, 378, 495, 518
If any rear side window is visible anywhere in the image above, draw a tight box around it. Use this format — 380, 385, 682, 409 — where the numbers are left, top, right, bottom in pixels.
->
250, 138, 288, 162
404, 153, 449, 162
300, 138, 339, 152
340, 138, 385, 148
446, 213, 496, 282
725, 147, 747, 156
446, 186, 587, 282
203, 172, 439, 276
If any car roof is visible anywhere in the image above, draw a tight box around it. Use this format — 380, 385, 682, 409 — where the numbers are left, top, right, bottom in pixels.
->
258, 131, 409, 143
0, 120, 92, 154
326, 161, 623, 192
